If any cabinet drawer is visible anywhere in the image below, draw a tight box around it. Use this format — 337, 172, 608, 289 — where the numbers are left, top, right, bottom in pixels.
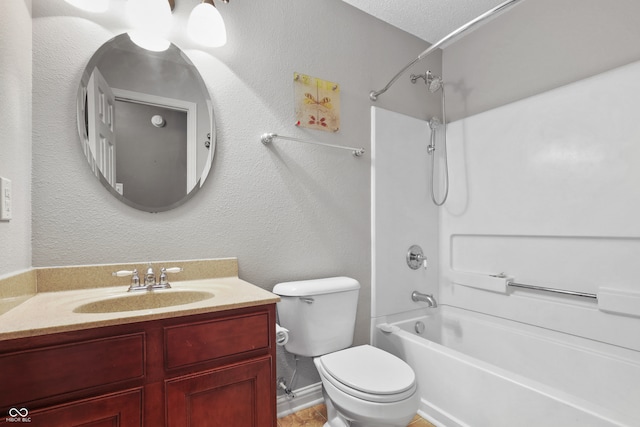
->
165, 313, 269, 369
10, 388, 144, 427
0, 333, 145, 407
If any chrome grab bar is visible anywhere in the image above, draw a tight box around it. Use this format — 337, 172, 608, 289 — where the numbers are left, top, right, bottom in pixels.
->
506, 280, 597, 300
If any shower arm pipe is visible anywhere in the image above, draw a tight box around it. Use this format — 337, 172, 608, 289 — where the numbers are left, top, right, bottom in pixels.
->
369, 0, 523, 101
261, 133, 365, 157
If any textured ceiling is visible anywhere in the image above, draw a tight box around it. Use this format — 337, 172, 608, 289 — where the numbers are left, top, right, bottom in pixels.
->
341, 0, 508, 44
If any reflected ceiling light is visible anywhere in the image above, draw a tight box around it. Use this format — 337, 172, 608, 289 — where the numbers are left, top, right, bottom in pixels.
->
126, 0, 172, 52
187, 0, 228, 48
64, 0, 109, 13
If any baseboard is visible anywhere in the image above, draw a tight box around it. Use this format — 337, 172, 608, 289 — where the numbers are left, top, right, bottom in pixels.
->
419, 398, 466, 427
277, 382, 324, 418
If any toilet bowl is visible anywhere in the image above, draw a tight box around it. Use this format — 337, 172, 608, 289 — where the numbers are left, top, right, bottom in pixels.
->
314, 345, 419, 427
272, 277, 419, 427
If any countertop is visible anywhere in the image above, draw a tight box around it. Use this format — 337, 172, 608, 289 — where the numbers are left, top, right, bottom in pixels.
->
0, 277, 280, 341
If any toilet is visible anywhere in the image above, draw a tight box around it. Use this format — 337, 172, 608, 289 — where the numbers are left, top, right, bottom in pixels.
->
273, 277, 419, 427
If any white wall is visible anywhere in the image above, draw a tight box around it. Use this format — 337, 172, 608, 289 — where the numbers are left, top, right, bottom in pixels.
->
31, 0, 432, 393
440, 58, 640, 352
0, 0, 32, 277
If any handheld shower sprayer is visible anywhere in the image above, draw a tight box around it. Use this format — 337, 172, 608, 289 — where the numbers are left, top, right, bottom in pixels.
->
411, 72, 449, 206
427, 117, 441, 154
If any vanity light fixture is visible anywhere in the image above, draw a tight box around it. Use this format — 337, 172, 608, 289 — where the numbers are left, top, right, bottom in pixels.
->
187, 0, 228, 47
126, 0, 173, 52
66, 0, 230, 49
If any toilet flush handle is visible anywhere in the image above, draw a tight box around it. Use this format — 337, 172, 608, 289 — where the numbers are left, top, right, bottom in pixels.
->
299, 297, 314, 304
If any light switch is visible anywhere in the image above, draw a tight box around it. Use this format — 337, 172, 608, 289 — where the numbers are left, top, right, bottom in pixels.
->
0, 177, 12, 221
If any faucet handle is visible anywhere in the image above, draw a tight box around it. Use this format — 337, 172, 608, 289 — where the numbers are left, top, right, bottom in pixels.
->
112, 269, 136, 277
113, 269, 141, 288
157, 267, 183, 288
407, 245, 428, 270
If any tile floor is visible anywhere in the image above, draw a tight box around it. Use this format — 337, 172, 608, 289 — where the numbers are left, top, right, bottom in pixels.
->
277, 403, 435, 427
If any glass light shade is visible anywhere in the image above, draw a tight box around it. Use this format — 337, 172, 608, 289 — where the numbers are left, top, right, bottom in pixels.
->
65, 0, 108, 13
127, 31, 171, 52
187, 3, 227, 47
126, 0, 172, 52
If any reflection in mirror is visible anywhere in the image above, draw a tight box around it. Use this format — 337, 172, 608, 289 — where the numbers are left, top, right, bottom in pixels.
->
77, 33, 215, 212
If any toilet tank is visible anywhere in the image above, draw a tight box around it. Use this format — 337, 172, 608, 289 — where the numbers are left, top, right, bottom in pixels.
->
273, 277, 360, 357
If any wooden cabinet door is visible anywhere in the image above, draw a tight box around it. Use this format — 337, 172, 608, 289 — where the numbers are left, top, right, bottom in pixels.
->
1, 388, 143, 427
166, 356, 274, 427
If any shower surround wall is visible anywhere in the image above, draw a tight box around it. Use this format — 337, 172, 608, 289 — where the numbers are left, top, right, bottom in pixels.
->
438, 60, 640, 424
437, 3, 640, 421
370, 107, 441, 321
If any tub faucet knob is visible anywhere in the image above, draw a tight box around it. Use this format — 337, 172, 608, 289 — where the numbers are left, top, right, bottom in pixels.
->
407, 245, 428, 270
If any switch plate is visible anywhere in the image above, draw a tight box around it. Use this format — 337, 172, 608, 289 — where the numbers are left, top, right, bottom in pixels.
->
0, 177, 11, 221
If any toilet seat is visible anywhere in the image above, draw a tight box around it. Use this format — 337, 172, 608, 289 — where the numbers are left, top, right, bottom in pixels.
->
316, 345, 416, 403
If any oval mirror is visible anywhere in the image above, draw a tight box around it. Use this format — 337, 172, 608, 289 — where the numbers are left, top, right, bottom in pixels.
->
76, 33, 215, 212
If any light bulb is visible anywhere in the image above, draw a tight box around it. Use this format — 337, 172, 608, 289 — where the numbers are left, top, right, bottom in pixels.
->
126, 0, 172, 52
187, 2, 227, 47
127, 32, 171, 52
65, 0, 108, 13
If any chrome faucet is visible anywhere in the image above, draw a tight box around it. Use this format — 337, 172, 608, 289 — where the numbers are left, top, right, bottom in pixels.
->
113, 265, 183, 292
411, 291, 438, 308
144, 264, 156, 286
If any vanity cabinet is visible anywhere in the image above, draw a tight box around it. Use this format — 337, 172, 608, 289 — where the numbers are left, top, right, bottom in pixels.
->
0, 304, 276, 427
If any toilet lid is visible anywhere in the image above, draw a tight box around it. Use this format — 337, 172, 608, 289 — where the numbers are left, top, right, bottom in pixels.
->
319, 345, 415, 395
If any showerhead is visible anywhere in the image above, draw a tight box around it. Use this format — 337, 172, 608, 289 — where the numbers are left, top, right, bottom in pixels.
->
410, 71, 443, 93
429, 117, 441, 129
428, 76, 443, 93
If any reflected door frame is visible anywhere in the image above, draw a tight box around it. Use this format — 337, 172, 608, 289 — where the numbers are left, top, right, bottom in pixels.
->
111, 88, 198, 193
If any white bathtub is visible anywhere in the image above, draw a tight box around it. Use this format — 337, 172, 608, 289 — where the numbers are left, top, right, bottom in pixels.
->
374, 306, 640, 427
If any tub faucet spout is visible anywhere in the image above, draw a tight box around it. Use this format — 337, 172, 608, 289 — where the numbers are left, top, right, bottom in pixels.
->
412, 291, 438, 308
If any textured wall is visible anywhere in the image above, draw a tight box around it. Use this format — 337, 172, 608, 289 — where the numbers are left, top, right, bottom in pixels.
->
0, 0, 32, 278
443, 0, 640, 121
32, 0, 435, 393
